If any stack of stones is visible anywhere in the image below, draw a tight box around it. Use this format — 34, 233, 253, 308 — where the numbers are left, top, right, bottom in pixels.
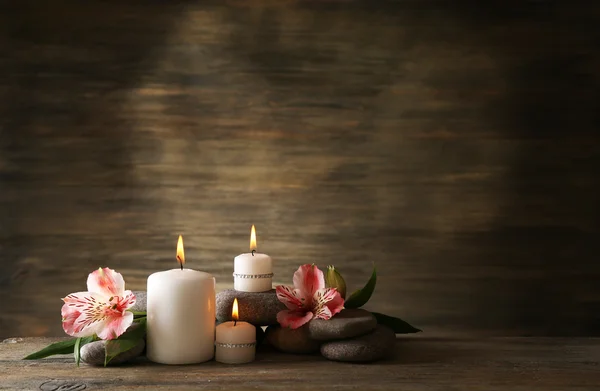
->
216, 288, 396, 362
264, 308, 396, 362
215, 270, 396, 363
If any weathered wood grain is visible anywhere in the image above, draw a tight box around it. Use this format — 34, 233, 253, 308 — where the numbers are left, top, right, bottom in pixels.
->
2, 336, 600, 390
1, 0, 599, 339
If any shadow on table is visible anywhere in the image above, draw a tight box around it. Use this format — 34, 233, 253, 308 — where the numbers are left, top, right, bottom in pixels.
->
389, 337, 480, 365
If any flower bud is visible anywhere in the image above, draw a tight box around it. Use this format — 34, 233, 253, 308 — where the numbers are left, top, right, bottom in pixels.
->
325, 265, 347, 299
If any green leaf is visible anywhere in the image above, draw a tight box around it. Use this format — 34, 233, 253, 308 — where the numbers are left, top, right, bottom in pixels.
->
325, 265, 347, 299
74, 336, 95, 367
372, 312, 421, 334
74, 338, 83, 367
131, 311, 147, 317
344, 264, 377, 309
23, 339, 77, 360
104, 318, 147, 366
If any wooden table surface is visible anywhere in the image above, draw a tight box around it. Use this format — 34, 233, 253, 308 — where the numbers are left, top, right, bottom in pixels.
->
2, 336, 599, 390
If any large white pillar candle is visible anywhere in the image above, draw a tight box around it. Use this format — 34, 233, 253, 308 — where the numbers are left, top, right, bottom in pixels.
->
215, 299, 256, 364
233, 225, 273, 292
147, 236, 216, 365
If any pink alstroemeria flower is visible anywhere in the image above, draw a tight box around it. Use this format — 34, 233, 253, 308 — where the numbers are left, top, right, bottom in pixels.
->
61, 267, 136, 340
276, 264, 344, 329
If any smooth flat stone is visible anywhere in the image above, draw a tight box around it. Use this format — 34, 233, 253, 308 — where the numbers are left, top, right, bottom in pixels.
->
320, 325, 396, 362
308, 309, 377, 341
130, 291, 147, 313
80, 339, 145, 366
265, 325, 321, 354
216, 289, 285, 326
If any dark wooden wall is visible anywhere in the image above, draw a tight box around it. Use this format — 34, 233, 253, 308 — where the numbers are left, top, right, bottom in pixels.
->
1, 1, 599, 339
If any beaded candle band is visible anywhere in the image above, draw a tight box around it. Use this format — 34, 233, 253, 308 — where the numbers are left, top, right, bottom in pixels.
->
215, 342, 256, 349
215, 338, 256, 364
232, 272, 274, 279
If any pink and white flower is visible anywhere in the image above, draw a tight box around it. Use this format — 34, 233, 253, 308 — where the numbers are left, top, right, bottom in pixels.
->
276, 264, 344, 329
61, 268, 136, 340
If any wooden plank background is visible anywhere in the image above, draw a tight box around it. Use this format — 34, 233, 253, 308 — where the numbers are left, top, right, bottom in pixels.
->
0, 1, 599, 339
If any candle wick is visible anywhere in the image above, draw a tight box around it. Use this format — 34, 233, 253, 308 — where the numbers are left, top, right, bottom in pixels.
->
234, 320, 237, 327
251, 249, 255, 256
180, 263, 183, 271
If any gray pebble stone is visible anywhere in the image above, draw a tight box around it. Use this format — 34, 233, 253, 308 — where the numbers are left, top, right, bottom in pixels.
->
320, 325, 396, 362
130, 291, 147, 313
216, 289, 285, 326
308, 309, 377, 341
80, 339, 145, 366
265, 325, 321, 354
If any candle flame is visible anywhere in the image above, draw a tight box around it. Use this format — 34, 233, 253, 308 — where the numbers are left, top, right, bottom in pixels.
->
250, 225, 257, 251
232, 298, 239, 321
176, 235, 185, 267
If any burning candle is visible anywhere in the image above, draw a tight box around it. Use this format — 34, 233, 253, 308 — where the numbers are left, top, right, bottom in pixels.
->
215, 298, 256, 364
146, 235, 216, 364
233, 225, 273, 292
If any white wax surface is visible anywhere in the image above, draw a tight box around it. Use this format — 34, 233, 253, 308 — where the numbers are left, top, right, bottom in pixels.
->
215, 321, 256, 364
234, 252, 273, 292
146, 268, 216, 364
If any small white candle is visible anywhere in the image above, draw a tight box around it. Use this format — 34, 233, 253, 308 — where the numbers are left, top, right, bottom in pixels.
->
146, 236, 216, 365
234, 225, 273, 292
215, 298, 256, 364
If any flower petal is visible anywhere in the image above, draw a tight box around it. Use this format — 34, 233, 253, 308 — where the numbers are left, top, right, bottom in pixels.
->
313, 287, 339, 307
325, 291, 344, 318
62, 292, 109, 337
276, 285, 304, 311
73, 316, 107, 338
87, 267, 125, 297
62, 291, 105, 313
61, 306, 82, 336
96, 311, 134, 340
313, 287, 344, 319
314, 304, 333, 320
117, 290, 137, 310
276, 310, 313, 329
62, 302, 107, 338
292, 264, 325, 298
